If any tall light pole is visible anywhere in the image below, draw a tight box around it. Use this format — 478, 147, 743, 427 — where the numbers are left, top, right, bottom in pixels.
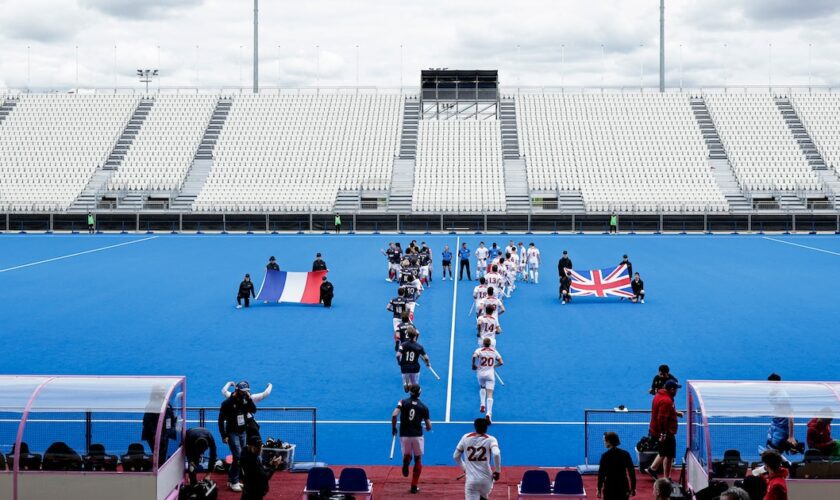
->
808, 43, 812, 88
356, 45, 360, 88
253, 0, 259, 93
640, 43, 645, 90
26, 45, 30, 91
137, 69, 158, 94
75, 45, 79, 91
659, 0, 665, 92
561, 44, 565, 86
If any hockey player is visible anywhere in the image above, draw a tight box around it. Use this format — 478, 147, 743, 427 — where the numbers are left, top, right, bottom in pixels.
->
395, 312, 420, 351
484, 265, 504, 295
472, 337, 504, 422
476, 304, 502, 347
388, 287, 409, 330
397, 329, 431, 392
526, 242, 542, 284
453, 418, 501, 500
477, 287, 505, 319
475, 242, 489, 279
403, 274, 423, 319
517, 242, 528, 282
392, 384, 432, 495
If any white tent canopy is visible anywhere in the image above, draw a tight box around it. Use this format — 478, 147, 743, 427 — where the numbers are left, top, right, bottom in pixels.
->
690, 380, 840, 418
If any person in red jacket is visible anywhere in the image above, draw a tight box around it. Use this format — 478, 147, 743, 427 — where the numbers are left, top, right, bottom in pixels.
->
807, 408, 839, 456
645, 380, 683, 481
759, 449, 788, 500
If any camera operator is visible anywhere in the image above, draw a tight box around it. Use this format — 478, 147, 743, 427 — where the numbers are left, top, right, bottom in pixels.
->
240, 435, 284, 500
218, 381, 258, 492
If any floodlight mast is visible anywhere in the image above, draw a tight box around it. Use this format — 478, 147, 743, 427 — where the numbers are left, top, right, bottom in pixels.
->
253, 0, 259, 93
660, 0, 665, 92
137, 69, 158, 94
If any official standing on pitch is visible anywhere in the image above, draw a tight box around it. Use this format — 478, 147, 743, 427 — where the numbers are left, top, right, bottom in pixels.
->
312, 252, 328, 271
459, 242, 472, 281
597, 431, 636, 500
454, 417, 501, 500
334, 213, 342, 234
392, 384, 431, 494
184, 427, 217, 485
319, 275, 334, 308
87, 212, 95, 234
558, 250, 573, 278
237, 274, 256, 309
218, 382, 257, 492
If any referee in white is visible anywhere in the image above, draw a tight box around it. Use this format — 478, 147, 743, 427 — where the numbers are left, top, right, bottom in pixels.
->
453, 417, 501, 500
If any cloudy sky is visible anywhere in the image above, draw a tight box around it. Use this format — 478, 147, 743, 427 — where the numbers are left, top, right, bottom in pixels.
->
0, 0, 837, 90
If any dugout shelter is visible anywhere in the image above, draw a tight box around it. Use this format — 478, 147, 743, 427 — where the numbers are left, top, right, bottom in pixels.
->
687, 380, 840, 499
0, 375, 186, 500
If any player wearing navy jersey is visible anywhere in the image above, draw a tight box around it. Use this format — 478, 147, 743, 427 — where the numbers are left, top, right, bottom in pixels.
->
402, 275, 423, 319
418, 248, 431, 287
388, 288, 409, 331
382, 243, 402, 281
473, 338, 504, 422
397, 330, 430, 392
395, 312, 420, 350
391, 384, 431, 494
454, 418, 502, 500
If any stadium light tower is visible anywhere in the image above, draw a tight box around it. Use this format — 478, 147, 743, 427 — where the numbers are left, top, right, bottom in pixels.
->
137, 69, 158, 94
659, 0, 665, 92
253, 0, 259, 93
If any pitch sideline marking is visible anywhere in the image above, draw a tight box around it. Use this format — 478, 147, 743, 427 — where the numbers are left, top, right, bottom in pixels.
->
0, 236, 159, 273
762, 236, 840, 257
444, 235, 460, 422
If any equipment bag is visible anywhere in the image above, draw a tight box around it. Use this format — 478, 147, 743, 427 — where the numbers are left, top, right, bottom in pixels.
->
178, 479, 218, 500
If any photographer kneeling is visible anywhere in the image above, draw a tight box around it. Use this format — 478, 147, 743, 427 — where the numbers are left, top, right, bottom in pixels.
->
240, 434, 284, 500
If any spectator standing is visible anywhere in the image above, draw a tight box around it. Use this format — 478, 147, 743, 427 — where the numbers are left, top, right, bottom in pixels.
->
312, 252, 328, 271
239, 434, 283, 500
87, 212, 95, 234
807, 408, 839, 456
596, 431, 636, 500
649, 365, 678, 395
237, 274, 256, 309
558, 250, 573, 279
653, 478, 672, 499
646, 380, 683, 481
458, 242, 472, 281
392, 384, 432, 494
319, 276, 334, 308
760, 450, 789, 500
218, 381, 258, 492
334, 213, 341, 234
184, 427, 217, 485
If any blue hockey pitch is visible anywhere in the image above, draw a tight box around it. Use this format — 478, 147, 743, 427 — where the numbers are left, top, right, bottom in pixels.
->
1, 233, 838, 466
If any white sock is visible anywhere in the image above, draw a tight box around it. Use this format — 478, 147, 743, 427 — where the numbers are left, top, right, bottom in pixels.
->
534, 271, 539, 283
480, 389, 487, 407
486, 398, 494, 416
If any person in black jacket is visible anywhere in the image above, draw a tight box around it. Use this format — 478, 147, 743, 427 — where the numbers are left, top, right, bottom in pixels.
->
649, 365, 677, 395
312, 252, 328, 272
560, 272, 572, 304
141, 387, 177, 468
239, 434, 283, 500
185, 427, 217, 485
558, 250, 573, 279
620, 254, 633, 278
630, 273, 644, 304
237, 274, 256, 309
320, 276, 334, 308
266, 256, 280, 271
597, 431, 636, 499
218, 382, 258, 492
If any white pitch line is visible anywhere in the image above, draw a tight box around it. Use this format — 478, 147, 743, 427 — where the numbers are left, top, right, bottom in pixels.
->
0, 236, 159, 273
762, 236, 840, 257
444, 235, 460, 422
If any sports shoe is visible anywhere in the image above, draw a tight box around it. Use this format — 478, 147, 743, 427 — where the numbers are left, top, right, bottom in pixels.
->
485, 414, 492, 425
410, 485, 419, 494
402, 463, 410, 477
386, 278, 392, 282
480, 405, 485, 413
641, 299, 645, 304
644, 467, 658, 480
236, 305, 242, 309
562, 300, 566, 305
228, 482, 243, 492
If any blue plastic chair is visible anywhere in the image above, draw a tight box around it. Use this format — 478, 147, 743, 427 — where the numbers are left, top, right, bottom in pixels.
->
553, 470, 585, 496
305, 466, 336, 493
519, 469, 552, 494
338, 467, 372, 494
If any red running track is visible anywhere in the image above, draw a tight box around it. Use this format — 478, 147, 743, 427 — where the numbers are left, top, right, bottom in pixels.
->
211, 465, 663, 499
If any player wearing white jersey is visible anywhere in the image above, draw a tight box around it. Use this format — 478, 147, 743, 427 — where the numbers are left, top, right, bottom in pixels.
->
474, 243, 489, 278
472, 278, 488, 315
472, 338, 504, 421
476, 288, 505, 319
526, 243, 542, 284
483, 265, 503, 292
454, 418, 501, 500
476, 305, 502, 347
517, 242, 528, 281
501, 256, 516, 297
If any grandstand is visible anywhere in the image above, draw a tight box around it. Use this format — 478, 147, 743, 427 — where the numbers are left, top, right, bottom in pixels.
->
0, 85, 839, 234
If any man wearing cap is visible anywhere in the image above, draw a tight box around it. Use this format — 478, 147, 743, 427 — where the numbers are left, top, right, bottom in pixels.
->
239, 434, 283, 500
237, 274, 256, 309
646, 380, 683, 481
266, 256, 280, 271
218, 381, 258, 492
319, 275, 334, 308
392, 384, 432, 494
312, 252, 328, 272
184, 427, 217, 486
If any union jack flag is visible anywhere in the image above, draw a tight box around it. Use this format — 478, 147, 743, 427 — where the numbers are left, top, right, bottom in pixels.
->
567, 264, 634, 298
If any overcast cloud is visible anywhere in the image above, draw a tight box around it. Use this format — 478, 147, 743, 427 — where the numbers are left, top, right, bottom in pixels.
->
0, 0, 837, 90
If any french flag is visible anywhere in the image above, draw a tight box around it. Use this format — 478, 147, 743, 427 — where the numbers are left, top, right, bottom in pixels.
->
256, 270, 327, 304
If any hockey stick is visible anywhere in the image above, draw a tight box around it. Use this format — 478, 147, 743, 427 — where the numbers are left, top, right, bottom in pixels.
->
389, 435, 396, 460
455, 472, 466, 480
495, 372, 505, 386
427, 365, 442, 380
